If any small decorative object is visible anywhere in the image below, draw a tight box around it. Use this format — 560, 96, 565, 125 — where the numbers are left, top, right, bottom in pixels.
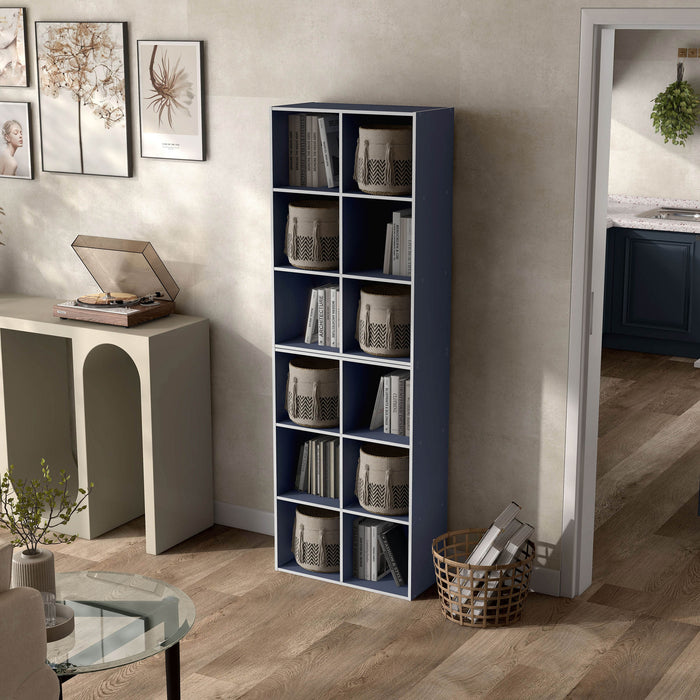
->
432, 528, 535, 627
285, 199, 339, 270
286, 357, 339, 428
46, 603, 75, 642
0, 101, 32, 179
354, 124, 412, 195
355, 443, 409, 516
650, 62, 700, 146
0, 460, 93, 594
36, 21, 131, 176
0, 8, 27, 87
356, 283, 411, 357
293, 505, 340, 573
137, 40, 205, 161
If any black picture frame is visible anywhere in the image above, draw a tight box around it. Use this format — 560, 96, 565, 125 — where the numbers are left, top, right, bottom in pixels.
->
35, 21, 132, 177
137, 39, 205, 161
0, 100, 32, 178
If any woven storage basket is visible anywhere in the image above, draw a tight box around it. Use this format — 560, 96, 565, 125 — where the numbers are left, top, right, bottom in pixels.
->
356, 283, 411, 357
286, 357, 339, 428
355, 443, 409, 516
285, 199, 339, 270
353, 125, 412, 195
293, 505, 340, 573
432, 528, 535, 627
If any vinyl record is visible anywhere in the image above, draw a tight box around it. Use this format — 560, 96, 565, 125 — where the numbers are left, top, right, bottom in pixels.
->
77, 292, 139, 307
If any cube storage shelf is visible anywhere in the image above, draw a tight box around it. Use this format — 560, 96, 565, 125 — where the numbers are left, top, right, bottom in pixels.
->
271, 102, 453, 599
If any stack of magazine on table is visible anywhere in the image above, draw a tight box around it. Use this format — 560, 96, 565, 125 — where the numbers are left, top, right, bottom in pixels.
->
288, 114, 340, 188
369, 370, 410, 437
453, 501, 534, 619
294, 437, 339, 498
304, 283, 340, 347
353, 518, 408, 586
382, 207, 412, 276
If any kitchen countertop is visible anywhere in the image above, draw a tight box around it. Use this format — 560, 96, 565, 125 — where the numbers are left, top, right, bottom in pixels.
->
607, 194, 700, 234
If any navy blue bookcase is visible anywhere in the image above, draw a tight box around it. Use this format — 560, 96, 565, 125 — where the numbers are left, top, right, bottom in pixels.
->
271, 103, 453, 599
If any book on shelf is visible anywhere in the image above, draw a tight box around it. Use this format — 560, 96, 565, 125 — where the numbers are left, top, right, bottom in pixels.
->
288, 114, 336, 188
304, 283, 339, 347
353, 518, 391, 582
318, 116, 339, 188
294, 437, 339, 498
382, 208, 412, 276
378, 523, 408, 587
372, 370, 411, 436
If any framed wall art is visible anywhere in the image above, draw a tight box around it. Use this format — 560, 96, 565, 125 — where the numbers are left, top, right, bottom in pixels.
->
0, 101, 31, 178
137, 40, 205, 161
35, 21, 131, 177
0, 7, 27, 86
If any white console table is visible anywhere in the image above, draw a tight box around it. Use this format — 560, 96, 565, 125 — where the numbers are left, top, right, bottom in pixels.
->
0, 295, 213, 554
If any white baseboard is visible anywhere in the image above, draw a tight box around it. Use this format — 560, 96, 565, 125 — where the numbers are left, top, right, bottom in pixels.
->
214, 501, 275, 536
531, 566, 561, 597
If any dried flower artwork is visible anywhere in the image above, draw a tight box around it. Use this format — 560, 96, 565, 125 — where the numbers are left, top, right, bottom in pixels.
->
146, 45, 195, 129
0, 8, 26, 87
35, 22, 131, 176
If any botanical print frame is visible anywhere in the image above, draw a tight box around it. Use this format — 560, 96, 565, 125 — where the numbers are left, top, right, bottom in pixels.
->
35, 21, 131, 177
0, 101, 31, 178
137, 40, 205, 161
0, 7, 27, 87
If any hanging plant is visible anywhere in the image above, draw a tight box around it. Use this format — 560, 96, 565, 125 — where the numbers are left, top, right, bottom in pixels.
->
650, 62, 700, 146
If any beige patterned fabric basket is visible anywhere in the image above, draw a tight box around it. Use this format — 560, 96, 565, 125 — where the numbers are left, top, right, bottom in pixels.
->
353, 125, 412, 195
356, 283, 411, 357
432, 529, 535, 627
293, 505, 340, 573
286, 357, 339, 428
285, 199, 339, 270
356, 443, 409, 516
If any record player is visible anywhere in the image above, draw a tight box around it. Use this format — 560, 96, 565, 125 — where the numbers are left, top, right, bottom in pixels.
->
53, 235, 180, 327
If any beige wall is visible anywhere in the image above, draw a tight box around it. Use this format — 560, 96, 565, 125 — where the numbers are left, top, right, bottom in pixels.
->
2, 1, 696, 576
610, 29, 700, 200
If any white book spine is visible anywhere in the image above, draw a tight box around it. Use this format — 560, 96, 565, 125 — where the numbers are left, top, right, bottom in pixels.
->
405, 378, 411, 438
390, 373, 400, 435
383, 373, 391, 433
318, 117, 334, 188
383, 223, 392, 275
318, 287, 326, 346
398, 374, 407, 436
330, 286, 338, 348
392, 212, 401, 274
304, 288, 319, 343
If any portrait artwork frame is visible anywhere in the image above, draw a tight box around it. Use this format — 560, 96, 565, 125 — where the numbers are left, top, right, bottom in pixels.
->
35, 21, 132, 177
0, 101, 32, 178
137, 40, 205, 161
0, 7, 27, 87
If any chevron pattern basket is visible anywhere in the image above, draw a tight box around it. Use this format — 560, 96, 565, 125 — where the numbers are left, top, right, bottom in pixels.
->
293, 505, 340, 573
356, 443, 409, 516
286, 357, 339, 428
356, 283, 411, 357
353, 125, 412, 195
285, 199, 339, 270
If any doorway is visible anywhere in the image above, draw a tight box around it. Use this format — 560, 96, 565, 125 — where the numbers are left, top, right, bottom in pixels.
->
564, 8, 700, 598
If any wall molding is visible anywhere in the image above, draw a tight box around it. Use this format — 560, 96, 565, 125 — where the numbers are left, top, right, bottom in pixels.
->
214, 501, 275, 536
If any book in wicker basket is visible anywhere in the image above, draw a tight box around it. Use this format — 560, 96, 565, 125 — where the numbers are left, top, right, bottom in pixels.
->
432, 528, 535, 627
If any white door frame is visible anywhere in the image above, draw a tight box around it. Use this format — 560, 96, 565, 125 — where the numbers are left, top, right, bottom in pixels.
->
563, 8, 700, 597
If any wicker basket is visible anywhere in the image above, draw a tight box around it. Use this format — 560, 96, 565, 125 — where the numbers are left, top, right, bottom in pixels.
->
432, 529, 535, 627
355, 443, 409, 516
285, 199, 339, 270
286, 357, 339, 428
356, 283, 410, 357
293, 505, 340, 573
353, 125, 412, 195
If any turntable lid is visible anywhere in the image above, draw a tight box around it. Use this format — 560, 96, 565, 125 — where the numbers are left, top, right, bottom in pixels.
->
71, 236, 180, 301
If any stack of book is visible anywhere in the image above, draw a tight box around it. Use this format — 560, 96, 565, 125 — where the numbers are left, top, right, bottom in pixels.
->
454, 501, 534, 620
369, 370, 410, 436
304, 283, 340, 346
288, 114, 340, 188
382, 208, 412, 276
353, 518, 408, 586
294, 437, 339, 498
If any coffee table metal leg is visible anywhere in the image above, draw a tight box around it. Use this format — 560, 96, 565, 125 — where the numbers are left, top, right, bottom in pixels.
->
165, 642, 181, 700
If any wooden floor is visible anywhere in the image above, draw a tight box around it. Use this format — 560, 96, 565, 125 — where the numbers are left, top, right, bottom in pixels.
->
3, 348, 699, 698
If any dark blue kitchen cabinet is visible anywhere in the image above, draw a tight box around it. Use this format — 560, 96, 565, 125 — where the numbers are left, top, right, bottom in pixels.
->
603, 226, 700, 356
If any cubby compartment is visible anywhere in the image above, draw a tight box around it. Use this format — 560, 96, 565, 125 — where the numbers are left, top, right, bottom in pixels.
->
273, 191, 340, 271
274, 270, 340, 351
272, 103, 452, 599
271, 107, 340, 191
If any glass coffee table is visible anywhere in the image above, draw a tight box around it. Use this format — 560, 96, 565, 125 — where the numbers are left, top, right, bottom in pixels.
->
48, 571, 195, 700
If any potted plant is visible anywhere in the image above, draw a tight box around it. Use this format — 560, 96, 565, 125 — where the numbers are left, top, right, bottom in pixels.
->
650, 62, 700, 146
0, 460, 92, 594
